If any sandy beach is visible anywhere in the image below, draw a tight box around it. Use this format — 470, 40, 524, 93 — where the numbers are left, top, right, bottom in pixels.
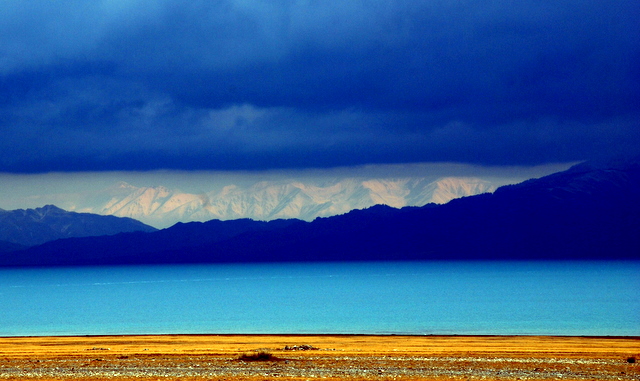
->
0, 335, 638, 380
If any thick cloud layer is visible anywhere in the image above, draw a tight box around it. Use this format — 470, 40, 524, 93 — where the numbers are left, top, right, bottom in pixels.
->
1, 0, 639, 172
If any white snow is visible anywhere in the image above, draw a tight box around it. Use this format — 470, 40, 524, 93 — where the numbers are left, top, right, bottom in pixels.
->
58, 177, 497, 228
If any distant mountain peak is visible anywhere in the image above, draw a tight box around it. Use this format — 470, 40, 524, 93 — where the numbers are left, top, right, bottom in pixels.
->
35, 204, 64, 212
38, 176, 502, 228
114, 181, 135, 189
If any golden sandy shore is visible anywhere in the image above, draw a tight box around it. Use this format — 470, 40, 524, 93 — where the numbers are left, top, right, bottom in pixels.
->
0, 335, 638, 380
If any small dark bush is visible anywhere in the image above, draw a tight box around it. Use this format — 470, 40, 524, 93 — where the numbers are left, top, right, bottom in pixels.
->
238, 351, 278, 362
627, 356, 636, 363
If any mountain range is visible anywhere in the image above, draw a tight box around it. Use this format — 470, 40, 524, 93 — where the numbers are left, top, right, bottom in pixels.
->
1, 156, 638, 267
67, 177, 497, 228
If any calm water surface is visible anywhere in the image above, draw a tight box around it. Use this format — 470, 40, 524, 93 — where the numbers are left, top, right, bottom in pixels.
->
0, 261, 638, 336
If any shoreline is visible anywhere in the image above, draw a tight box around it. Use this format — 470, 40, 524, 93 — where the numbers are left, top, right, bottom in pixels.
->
1, 334, 638, 380
2, 334, 638, 354
3, 333, 640, 338
0, 334, 640, 381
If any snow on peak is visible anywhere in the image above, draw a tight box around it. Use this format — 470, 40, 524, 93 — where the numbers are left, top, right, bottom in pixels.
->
428, 177, 496, 204
70, 177, 500, 228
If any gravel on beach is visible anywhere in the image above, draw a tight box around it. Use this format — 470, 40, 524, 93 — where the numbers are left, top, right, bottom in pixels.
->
1, 353, 638, 380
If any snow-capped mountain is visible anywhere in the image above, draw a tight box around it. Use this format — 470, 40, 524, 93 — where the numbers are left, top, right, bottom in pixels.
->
66, 177, 496, 228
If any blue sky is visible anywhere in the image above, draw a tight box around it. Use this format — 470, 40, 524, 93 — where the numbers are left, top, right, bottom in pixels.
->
1, 0, 639, 174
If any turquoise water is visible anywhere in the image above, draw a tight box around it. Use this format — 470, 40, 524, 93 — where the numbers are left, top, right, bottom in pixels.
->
0, 261, 638, 336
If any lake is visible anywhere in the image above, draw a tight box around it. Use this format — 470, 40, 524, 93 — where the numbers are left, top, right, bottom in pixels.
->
0, 261, 638, 336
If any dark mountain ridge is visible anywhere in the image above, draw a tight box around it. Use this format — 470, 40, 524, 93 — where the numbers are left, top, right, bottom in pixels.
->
1, 158, 638, 266
0, 205, 157, 247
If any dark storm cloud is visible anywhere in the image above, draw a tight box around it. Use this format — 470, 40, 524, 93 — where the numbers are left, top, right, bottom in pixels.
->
1, 0, 639, 172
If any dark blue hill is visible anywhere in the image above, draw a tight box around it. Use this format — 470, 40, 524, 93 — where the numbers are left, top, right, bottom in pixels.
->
0, 240, 26, 253
0, 217, 304, 266
0, 205, 156, 247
